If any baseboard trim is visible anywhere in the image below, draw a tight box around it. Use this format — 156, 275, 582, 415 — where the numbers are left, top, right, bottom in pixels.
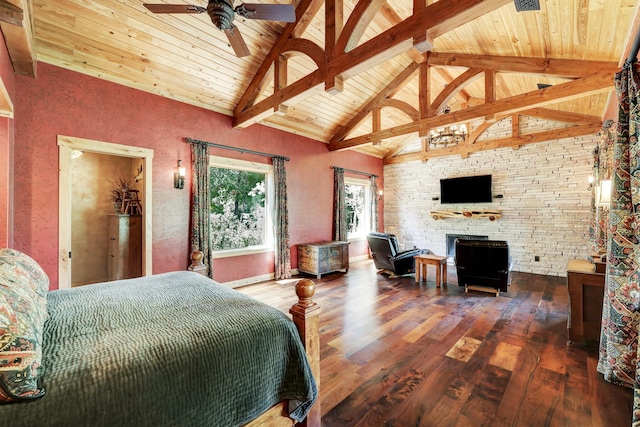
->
350, 254, 370, 262
222, 273, 274, 289
221, 268, 302, 289
221, 256, 366, 288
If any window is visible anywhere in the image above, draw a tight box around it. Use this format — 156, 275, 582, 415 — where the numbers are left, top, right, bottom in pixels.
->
345, 176, 371, 239
209, 156, 273, 257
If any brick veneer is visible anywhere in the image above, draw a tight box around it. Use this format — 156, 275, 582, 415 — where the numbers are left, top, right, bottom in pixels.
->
383, 117, 596, 277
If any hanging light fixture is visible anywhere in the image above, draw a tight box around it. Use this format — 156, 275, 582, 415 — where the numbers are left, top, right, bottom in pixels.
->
427, 124, 467, 147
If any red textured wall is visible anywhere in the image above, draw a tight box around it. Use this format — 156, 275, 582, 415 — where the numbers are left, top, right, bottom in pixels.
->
14, 63, 382, 289
0, 32, 15, 248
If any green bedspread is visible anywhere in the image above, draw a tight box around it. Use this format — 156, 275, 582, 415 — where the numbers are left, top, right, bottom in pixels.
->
0, 271, 317, 426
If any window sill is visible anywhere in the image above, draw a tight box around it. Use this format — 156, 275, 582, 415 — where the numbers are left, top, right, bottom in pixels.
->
212, 246, 273, 259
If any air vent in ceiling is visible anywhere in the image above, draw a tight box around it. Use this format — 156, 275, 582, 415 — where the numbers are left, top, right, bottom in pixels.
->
514, 0, 540, 12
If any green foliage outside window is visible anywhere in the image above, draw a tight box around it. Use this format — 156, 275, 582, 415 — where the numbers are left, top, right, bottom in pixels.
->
346, 183, 365, 236
210, 167, 266, 250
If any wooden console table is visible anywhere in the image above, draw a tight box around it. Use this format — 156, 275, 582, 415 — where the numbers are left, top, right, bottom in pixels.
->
298, 241, 349, 279
567, 259, 605, 345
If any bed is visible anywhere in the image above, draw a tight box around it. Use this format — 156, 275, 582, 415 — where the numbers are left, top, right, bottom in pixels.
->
0, 249, 321, 426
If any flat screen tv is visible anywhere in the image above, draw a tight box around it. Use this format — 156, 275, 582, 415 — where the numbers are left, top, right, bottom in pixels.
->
440, 174, 492, 204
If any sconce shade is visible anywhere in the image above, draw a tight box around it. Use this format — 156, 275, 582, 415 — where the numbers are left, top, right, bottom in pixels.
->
598, 179, 612, 205
174, 160, 186, 189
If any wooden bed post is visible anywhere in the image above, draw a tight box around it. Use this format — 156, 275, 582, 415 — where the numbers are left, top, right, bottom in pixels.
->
188, 250, 208, 276
289, 279, 321, 427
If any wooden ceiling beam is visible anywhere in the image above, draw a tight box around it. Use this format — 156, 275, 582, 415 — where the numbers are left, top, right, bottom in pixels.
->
427, 52, 619, 78
0, 0, 22, 25
466, 116, 509, 145
234, 0, 513, 128
385, 122, 602, 164
233, 0, 318, 116
419, 62, 430, 122
380, 4, 426, 64
520, 107, 601, 125
429, 68, 483, 116
330, 62, 419, 143
379, 99, 420, 121
336, 0, 387, 54
328, 71, 612, 151
0, 0, 36, 77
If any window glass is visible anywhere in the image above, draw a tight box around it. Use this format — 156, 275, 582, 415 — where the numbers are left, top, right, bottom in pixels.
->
209, 157, 273, 254
345, 177, 370, 239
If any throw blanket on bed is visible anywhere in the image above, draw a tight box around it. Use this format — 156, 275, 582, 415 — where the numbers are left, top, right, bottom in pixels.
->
0, 271, 317, 426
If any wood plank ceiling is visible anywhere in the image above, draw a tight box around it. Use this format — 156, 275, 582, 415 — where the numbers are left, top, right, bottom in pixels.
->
2, 0, 639, 163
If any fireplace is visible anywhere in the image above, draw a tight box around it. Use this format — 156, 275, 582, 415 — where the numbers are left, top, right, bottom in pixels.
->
446, 234, 488, 258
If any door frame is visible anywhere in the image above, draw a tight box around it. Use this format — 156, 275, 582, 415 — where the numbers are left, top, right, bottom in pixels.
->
58, 135, 154, 289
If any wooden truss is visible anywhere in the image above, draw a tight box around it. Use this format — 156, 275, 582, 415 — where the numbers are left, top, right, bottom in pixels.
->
227, 0, 617, 163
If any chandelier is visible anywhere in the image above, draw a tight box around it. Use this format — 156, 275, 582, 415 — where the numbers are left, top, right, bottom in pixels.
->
427, 124, 467, 147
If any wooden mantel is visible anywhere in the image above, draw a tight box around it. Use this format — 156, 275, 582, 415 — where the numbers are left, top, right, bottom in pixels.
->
430, 210, 502, 221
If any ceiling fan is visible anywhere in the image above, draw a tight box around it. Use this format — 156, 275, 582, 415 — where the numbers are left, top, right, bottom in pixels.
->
143, 1, 296, 57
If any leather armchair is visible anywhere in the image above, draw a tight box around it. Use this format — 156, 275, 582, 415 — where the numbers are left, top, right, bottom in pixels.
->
366, 232, 424, 276
454, 239, 512, 295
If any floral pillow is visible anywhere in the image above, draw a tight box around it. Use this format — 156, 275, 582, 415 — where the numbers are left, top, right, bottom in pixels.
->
0, 249, 49, 308
0, 249, 49, 402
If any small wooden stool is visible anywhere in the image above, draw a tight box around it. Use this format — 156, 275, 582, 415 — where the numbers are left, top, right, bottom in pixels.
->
414, 254, 448, 287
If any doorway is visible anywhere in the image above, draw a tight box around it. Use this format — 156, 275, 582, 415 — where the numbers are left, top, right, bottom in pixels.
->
58, 135, 154, 289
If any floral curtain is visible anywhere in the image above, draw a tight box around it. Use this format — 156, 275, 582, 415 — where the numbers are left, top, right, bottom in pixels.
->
273, 156, 291, 280
370, 176, 379, 233
333, 167, 347, 241
597, 62, 640, 424
190, 142, 213, 278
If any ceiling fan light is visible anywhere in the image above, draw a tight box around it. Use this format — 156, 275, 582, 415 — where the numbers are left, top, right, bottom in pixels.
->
207, 0, 235, 31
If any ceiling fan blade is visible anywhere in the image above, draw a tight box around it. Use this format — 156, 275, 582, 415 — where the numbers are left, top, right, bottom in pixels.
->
224, 26, 251, 57
235, 4, 296, 22
143, 4, 206, 14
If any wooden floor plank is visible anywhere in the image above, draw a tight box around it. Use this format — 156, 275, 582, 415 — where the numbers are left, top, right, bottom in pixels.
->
237, 259, 633, 426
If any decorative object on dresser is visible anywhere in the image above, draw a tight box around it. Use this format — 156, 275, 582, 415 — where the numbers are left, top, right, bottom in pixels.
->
110, 174, 140, 214
366, 232, 426, 277
455, 239, 512, 296
567, 259, 604, 345
107, 214, 142, 281
297, 240, 349, 279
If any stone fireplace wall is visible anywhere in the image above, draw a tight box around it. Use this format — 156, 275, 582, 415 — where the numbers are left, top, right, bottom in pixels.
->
383, 117, 595, 277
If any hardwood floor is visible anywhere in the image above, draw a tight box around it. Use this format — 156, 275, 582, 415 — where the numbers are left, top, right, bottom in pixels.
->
237, 259, 633, 426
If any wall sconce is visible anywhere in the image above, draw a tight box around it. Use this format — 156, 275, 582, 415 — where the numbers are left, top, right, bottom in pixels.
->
598, 179, 612, 206
174, 160, 186, 189
377, 189, 383, 201
587, 175, 594, 191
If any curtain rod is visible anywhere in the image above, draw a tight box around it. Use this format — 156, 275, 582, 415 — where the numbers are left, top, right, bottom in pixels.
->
626, 27, 640, 67
332, 165, 378, 178
184, 137, 290, 161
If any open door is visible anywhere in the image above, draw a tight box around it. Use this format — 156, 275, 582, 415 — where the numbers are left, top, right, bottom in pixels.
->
58, 135, 154, 289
